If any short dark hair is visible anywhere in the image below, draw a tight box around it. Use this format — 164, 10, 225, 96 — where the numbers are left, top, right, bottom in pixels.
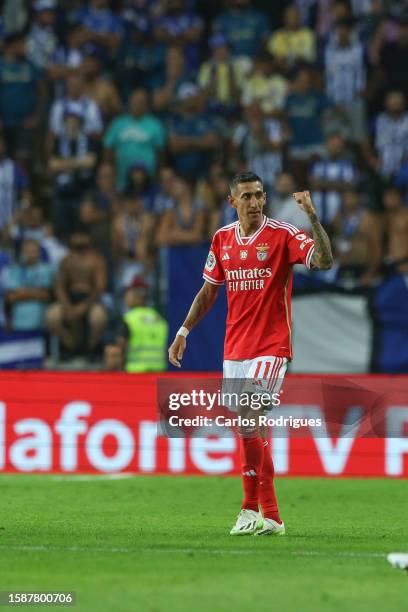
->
230, 171, 263, 194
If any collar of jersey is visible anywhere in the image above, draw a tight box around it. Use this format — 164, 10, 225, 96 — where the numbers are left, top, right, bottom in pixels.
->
234, 215, 267, 246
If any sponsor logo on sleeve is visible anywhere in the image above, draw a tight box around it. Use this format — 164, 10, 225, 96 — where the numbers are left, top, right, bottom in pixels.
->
205, 251, 216, 272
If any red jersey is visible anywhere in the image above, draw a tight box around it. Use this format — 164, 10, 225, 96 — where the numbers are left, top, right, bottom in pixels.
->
202, 215, 315, 360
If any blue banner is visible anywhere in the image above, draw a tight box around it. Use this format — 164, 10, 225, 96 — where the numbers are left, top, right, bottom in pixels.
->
372, 274, 408, 373
165, 245, 226, 371
0, 330, 45, 369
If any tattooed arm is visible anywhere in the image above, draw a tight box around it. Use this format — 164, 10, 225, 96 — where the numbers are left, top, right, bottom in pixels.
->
168, 281, 219, 367
293, 190, 334, 270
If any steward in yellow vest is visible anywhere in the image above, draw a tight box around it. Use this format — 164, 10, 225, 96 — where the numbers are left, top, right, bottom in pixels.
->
120, 277, 168, 373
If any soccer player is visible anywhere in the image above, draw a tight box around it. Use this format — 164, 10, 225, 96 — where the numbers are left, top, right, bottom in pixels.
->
168, 171, 333, 536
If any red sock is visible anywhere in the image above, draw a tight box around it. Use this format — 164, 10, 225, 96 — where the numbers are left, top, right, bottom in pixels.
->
240, 436, 264, 512
259, 440, 282, 523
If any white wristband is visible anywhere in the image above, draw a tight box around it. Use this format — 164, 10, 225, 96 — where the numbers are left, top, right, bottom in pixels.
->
177, 326, 189, 338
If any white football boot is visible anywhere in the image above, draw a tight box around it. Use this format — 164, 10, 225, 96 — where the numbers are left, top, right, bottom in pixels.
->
387, 553, 408, 570
255, 517, 285, 536
230, 509, 263, 535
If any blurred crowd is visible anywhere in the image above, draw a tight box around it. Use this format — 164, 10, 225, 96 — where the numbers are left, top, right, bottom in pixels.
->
0, 0, 408, 367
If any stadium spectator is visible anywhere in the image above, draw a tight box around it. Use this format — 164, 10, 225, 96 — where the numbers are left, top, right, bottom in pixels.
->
167, 83, 219, 181
127, 165, 176, 269
198, 34, 251, 116
71, 0, 124, 60
208, 167, 238, 235
146, 165, 176, 217
0, 132, 30, 232
48, 106, 98, 239
269, 171, 311, 231
152, 45, 192, 113
105, 275, 168, 372
112, 193, 147, 288
371, 91, 408, 178
321, 103, 353, 144
39, 223, 68, 267
231, 101, 287, 195
375, 12, 408, 97
5, 205, 47, 259
331, 186, 382, 284
48, 72, 103, 140
294, 0, 326, 27
103, 88, 165, 191
115, 16, 166, 100
267, 3, 317, 70
285, 67, 328, 177
46, 230, 108, 357
156, 174, 206, 246
324, 19, 367, 144
241, 53, 288, 116
119, 0, 153, 41
323, 0, 358, 44
124, 162, 172, 264
5, 204, 67, 268
79, 195, 111, 265
353, 0, 385, 48
4, 239, 53, 331
26, 0, 58, 70
383, 186, 408, 274
125, 162, 155, 204
309, 132, 358, 225
0, 31, 46, 163
1, 0, 27, 35
112, 192, 144, 264
153, 0, 203, 70
81, 46, 122, 123
48, 23, 87, 98
314, 0, 353, 40
103, 343, 123, 370
92, 162, 120, 215
213, 0, 269, 59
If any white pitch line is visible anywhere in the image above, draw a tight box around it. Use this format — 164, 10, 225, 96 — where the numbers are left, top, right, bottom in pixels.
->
0, 474, 137, 482
0, 544, 387, 559
46, 474, 134, 481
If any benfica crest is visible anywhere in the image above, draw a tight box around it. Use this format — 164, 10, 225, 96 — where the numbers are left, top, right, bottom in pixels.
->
256, 243, 269, 261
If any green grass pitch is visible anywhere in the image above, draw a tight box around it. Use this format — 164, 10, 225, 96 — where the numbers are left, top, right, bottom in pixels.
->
0, 475, 407, 611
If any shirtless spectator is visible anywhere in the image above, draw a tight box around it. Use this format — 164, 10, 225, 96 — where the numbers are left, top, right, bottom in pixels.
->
46, 230, 107, 357
331, 187, 382, 285
383, 186, 408, 275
